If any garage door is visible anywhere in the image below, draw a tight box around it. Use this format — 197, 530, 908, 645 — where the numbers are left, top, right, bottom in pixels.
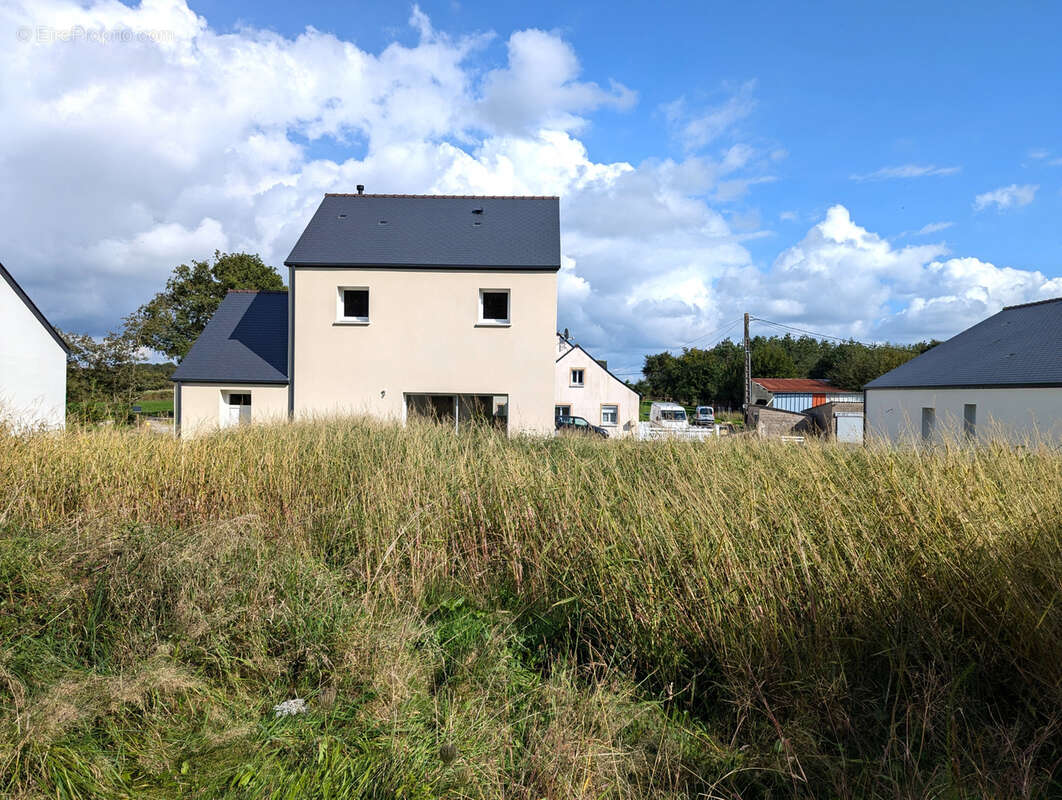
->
835, 413, 862, 443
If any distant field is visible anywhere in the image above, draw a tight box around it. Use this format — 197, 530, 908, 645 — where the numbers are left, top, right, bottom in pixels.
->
135, 399, 173, 415
1, 420, 1059, 797
134, 389, 173, 416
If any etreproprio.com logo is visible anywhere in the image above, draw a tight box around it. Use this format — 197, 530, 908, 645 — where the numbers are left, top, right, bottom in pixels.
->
16, 25, 176, 44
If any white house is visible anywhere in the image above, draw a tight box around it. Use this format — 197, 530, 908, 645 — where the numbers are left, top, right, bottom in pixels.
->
555, 333, 640, 436
0, 262, 69, 431
865, 297, 1062, 443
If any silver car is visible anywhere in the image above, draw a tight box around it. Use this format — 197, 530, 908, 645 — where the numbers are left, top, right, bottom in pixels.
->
693, 405, 715, 426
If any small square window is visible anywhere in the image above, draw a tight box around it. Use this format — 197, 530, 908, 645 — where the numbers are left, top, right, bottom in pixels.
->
338, 287, 369, 323
479, 289, 510, 324
570, 368, 584, 387
601, 404, 618, 426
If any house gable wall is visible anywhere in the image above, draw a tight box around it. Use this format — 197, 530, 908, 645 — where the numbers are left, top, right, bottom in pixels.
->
0, 277, 66, 431
554, 345, 640, 436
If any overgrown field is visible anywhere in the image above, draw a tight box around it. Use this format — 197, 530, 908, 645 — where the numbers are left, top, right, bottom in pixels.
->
1, 421, 1060, 798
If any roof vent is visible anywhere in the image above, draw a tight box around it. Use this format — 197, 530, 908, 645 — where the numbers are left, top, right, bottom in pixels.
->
338, 213, 347, 219
472, 207, 484, 214
356, 184, 364, 195
378, 219, 388, 225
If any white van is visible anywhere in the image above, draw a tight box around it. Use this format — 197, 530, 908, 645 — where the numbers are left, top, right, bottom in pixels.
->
649, 402, 689, 429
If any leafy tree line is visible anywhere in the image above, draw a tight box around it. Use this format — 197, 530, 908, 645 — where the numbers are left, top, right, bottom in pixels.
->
65, 251, 285, 421
634, 334, 938, 408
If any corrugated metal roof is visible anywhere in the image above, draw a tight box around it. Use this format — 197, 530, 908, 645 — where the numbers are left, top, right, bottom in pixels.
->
171, 291, 288, 384
865, 297, 1062, 389
753, 378, 845, 393
285, 194, 561, 269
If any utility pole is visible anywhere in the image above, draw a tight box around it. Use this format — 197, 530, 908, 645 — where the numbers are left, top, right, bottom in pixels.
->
743, 312, 751, 426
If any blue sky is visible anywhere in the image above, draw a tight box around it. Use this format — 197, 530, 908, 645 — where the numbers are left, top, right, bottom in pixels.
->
188, 0, 1062, 267
1, 0, 1060, 373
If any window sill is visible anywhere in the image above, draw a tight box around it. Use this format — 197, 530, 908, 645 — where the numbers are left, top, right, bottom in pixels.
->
475, 322, 511, 328
334, 319, 370, 326
569, 384, 584, 388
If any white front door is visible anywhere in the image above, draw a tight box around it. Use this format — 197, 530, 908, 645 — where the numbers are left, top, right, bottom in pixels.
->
226, 402, 242, 428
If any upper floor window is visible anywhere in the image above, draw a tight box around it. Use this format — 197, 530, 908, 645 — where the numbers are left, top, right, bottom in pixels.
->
479, 289, 510, 325
570, 368, 585, 387
337, 287, 369, 324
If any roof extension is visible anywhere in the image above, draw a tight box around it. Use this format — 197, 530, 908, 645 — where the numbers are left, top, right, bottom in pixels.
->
171, 291, 288, 384
865, 297, 1062, 389
0, 261, 70, 353
753, 378, 846, 393
285, 194, 561, 269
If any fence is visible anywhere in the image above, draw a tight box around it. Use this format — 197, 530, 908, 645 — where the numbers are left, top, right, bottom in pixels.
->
636, 422, 723, 442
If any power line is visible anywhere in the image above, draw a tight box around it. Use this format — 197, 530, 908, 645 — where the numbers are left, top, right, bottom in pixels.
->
750, 316, 876, 347
674, 317, 743, 350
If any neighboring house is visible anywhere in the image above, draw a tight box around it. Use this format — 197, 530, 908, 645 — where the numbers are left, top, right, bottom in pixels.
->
555, 333, 640, 436
865, 297, 1062, 443
0, 262, 69, 431
173, 192, 559, 436
170, 290, 289, 436
752, 378, 862, 412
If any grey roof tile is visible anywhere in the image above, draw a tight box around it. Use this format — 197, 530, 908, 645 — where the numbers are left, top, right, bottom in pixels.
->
171, 291, 288, 384
865, 298, 1062, 389
285, 194, 560, 269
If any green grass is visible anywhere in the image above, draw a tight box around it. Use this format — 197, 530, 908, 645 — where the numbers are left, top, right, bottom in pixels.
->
135, 399, 174, 415
1, 419, 1060, 797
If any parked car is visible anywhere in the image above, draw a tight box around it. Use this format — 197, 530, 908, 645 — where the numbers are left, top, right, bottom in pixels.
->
555, 415, 609, 438
692, 405, 715, 427
648, 401, 689, 429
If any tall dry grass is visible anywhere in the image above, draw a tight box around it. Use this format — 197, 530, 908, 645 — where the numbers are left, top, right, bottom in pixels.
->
1, 418, 1060, 797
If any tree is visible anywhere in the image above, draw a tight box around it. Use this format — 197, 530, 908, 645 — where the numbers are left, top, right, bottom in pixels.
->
751, 339, 798, 379
63, 328, 152, 421
129, 251, 285, 359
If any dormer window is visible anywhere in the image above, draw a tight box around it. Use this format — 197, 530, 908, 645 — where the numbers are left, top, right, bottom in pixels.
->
478, 289, 510, 326
337, 287, 369, 324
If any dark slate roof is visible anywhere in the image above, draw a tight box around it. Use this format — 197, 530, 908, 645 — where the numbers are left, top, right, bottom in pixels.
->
865, 297, 1062, 389
0, 261, 70, 353
171, 291, 288, 384
285, 194, 561, 269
